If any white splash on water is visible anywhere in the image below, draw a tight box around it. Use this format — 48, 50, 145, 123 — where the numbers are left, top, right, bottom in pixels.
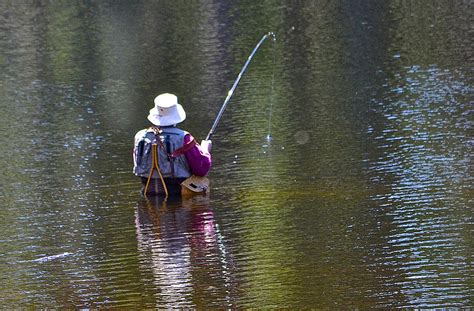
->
262, 134, 272, 148
30, 252, 73, 263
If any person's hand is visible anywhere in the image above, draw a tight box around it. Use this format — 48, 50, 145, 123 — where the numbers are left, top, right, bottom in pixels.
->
201, 140, 212, 153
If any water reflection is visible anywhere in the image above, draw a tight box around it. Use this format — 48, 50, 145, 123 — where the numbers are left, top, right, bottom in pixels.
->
135, 195, 235, 308
365, 65, 472, 308
1, 0, 472, 308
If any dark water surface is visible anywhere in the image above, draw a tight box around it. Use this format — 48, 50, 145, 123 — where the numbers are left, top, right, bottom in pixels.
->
1, 1, 472, 309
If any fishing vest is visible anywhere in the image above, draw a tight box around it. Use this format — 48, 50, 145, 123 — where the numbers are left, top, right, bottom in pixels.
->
133, 126, 192, 179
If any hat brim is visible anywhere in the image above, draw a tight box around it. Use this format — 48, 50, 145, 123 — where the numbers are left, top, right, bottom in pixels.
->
147, 103, 186, 126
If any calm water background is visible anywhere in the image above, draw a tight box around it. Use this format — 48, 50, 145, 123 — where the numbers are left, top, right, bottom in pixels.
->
1, 1, 472, 309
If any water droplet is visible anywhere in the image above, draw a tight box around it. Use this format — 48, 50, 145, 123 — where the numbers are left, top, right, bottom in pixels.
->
294, 130, 310, 144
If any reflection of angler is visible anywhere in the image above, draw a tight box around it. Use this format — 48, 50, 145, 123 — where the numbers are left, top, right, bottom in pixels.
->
135, 196, 235, 307
135, 197, 193, 307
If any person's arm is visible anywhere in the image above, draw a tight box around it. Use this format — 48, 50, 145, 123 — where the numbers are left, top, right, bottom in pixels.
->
183, 134, 212, 176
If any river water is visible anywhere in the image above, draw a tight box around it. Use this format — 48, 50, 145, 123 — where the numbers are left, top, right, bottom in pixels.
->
0, 1, 472, 309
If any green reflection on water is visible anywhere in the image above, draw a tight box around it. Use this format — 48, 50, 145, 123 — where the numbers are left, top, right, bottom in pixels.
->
0, 0, 471, 309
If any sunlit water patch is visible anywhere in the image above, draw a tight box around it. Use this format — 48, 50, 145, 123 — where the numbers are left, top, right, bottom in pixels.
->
0, 1, 472, 309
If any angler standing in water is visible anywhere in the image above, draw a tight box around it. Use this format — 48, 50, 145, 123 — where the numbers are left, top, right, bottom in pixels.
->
133, 93, 212, 196
133, 33, 275, 196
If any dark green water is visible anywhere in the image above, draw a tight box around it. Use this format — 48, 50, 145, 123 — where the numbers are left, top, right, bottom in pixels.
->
1, 1, 472, 309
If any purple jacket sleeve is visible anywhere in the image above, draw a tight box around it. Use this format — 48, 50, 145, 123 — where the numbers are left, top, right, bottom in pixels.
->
184, 134, 212, 176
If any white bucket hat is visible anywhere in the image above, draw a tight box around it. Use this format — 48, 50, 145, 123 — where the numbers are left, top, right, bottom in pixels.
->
147, 93, 186, 126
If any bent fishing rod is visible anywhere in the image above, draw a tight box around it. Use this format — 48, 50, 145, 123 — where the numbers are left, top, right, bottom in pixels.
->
205, 32, 276, 141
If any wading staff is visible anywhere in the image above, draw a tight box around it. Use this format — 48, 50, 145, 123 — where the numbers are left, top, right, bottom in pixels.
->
205, 32, 276, 141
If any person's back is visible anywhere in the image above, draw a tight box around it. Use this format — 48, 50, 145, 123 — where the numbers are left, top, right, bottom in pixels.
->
133, 93, 212, 195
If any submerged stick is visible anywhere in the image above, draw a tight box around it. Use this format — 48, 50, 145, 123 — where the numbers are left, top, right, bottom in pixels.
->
206, 32, 276, 141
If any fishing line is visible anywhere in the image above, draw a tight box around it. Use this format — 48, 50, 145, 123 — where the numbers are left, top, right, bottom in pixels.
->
206, 32, 277, 141
266, 34, 277, 143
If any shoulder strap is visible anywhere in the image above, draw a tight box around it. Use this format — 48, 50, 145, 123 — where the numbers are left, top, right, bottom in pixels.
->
149, 126, 162, 135
171, 137, 196, 158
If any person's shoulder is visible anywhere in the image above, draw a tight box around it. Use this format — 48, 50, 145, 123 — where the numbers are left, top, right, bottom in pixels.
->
134, 127, 151, 139
174, 126, 191, 136
164, 126, 191, 136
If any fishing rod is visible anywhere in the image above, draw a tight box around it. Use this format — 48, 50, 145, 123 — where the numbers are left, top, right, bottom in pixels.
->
205, 32, 276, 141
